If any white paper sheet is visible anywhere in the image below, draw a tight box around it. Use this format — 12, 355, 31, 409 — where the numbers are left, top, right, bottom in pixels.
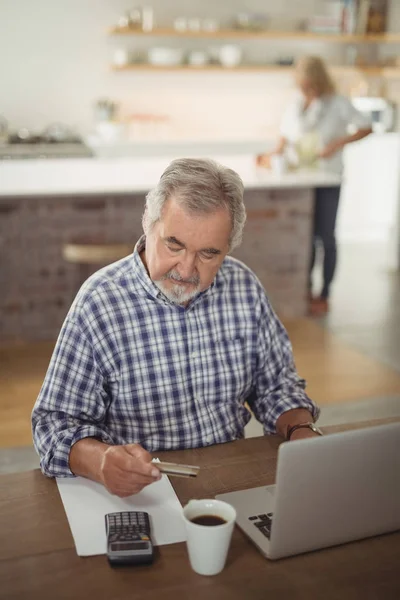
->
56, 475, 186, 556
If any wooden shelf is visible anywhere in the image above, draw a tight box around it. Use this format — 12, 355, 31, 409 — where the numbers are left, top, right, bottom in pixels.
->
109, 27, 400, 44
112, 64, 294, 72
111, 64, 400, 77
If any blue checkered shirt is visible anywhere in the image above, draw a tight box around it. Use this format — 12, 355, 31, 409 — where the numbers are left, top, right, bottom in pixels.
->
32, 237, 319, 477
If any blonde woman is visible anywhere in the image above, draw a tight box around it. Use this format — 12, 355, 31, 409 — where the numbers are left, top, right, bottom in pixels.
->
258, 56, 372, 315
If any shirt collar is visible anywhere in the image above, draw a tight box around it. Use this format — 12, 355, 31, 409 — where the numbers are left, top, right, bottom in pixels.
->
131, 235, 216, 309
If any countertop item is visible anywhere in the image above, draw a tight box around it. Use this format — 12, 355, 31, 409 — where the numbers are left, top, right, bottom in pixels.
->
0, 154, 342, 197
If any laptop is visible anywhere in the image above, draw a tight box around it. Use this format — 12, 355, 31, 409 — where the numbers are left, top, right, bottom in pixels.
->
216, 422, 400, 560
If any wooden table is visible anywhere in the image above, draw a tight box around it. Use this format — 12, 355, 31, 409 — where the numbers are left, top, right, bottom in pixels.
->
1, 422, 399, 600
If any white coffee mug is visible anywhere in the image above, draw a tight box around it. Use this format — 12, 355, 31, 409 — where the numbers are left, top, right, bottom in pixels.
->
182, 499, 236, 576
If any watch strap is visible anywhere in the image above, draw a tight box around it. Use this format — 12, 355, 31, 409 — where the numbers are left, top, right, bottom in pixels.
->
286, 421, 323, 440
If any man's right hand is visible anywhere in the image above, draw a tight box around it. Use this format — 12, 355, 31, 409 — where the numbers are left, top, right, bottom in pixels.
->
69, 438, 161, 497
100, 443, 161, 497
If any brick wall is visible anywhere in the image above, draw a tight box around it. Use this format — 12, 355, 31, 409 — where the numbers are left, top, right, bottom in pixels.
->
0, 188, 313, 342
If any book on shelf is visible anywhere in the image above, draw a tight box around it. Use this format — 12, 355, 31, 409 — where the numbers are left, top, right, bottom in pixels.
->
341, 0, 358, 34
355, 0, 371, 34
366, 0, 388, 34
355, 0, 388, 35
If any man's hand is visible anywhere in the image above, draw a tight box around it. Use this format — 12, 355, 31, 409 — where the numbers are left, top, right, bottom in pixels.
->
276, 408, 320, 441
99, 444, 161, 497
69, 438, 161, 497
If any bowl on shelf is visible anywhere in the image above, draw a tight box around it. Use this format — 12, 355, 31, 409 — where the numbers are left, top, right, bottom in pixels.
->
218, 45, 242, 68
148, 47, 184, 66
187, 50, 208, 66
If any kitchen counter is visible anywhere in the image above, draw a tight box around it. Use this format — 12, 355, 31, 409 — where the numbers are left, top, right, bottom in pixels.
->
0, 154, 341, 197
0, 154, 342, 341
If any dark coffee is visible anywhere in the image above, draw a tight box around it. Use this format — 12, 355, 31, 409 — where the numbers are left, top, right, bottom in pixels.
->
190, 514, 227, 526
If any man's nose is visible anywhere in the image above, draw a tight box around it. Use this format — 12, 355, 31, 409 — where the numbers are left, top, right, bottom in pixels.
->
177, 252, 197, 279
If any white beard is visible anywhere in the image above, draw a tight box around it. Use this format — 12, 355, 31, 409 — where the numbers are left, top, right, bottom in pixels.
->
154, 269, 201, 305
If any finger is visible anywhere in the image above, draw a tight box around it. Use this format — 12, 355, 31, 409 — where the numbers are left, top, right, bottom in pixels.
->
122, 445, 160, 477
108, 457, 161, 481
124, 443, 152, 463
113, 453, 160, 479
120, 471, 160, 487
103, 445, 156, 476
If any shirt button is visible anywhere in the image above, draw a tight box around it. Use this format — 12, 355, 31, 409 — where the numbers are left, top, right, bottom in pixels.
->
191, 352, 198, 358
206, 436, 212, 443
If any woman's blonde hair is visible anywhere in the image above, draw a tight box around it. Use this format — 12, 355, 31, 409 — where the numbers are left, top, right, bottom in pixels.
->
295, 55, 336, 96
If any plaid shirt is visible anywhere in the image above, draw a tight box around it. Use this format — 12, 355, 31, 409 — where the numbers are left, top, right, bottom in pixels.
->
32, 237, 318, 477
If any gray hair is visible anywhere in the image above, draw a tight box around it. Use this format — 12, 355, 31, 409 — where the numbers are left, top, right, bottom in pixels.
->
143, 158, 246, 250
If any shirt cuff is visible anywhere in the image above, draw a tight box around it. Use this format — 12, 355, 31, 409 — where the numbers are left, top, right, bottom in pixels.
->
262, 394, 320, 435
40, 425, 115, 478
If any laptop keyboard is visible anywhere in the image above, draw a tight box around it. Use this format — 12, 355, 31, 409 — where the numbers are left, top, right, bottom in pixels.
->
248, 513, 273, 539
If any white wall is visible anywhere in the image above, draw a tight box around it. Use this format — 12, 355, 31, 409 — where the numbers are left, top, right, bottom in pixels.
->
1, 0, 397, 140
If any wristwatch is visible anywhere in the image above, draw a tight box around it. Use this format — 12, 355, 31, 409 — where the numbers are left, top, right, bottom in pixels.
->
286, 422, 323, 440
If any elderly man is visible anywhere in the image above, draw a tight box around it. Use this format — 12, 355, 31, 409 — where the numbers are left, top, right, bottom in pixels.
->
32, 158, 321, 497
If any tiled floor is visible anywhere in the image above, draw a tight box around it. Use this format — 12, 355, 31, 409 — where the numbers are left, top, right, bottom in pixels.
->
1, 242, 400, 473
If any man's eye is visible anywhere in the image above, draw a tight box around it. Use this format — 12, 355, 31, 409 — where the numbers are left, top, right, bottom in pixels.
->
201, 253, 214, 260
168, 246, 181, 253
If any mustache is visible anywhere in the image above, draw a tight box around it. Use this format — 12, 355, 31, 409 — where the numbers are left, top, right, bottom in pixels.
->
161, 269, 200, 286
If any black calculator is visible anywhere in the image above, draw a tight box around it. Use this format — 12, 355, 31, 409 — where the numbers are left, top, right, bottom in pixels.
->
105, 511, 154, 566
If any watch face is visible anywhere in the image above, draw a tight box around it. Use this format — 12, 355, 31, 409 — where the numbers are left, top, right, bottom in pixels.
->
310, 424, 323, 435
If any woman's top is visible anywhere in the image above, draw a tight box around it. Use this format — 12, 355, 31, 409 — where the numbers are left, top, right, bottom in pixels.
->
280, 93, 371, 174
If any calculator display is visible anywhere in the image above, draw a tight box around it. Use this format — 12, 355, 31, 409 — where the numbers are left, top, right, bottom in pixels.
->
111, 541, 149, 552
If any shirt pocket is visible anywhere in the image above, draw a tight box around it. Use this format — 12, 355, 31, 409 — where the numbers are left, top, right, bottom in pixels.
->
197, 336, 252, 403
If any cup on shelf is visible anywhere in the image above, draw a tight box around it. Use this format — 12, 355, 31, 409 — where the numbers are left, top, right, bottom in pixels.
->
219, 45, 242, 68
202, 19, 219, 32
141, 6, 154, 32
173, 17, 187, 32
188, 51, 208, 67
116, 12, 131, 28
187, 18, 201, 32
113, 49, 130, 67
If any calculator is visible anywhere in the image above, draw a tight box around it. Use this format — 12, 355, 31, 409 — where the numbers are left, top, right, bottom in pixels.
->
105, 511, 154, 566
